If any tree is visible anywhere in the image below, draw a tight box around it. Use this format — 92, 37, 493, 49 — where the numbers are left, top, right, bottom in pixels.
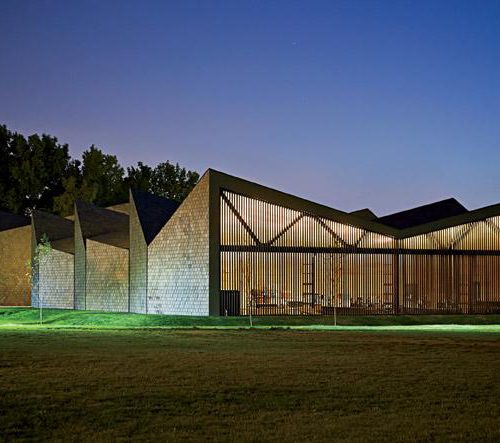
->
26, 233, 52, 324
52, 163, 87, 216
150, 161, 199, 201
1, 123, 200, 215
0, 127, 72, 215
0, 125, 13, 212
125, 162, 154, 193
124, 161, 199, 201
81, 145, 127, 206
53, 146, 127, 214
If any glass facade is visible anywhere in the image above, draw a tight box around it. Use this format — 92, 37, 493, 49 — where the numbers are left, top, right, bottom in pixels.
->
220, 190, 500, 315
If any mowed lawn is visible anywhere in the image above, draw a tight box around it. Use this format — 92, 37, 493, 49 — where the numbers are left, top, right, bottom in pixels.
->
1, 329, 499, 441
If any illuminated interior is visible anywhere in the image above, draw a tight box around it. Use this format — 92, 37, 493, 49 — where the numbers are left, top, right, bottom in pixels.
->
220, 190, 500, 315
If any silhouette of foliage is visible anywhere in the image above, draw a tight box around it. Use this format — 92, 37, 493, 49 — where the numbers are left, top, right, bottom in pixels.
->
1, 124, 199, 216
0, 125, 71, 215
125, 162, 154, 194
151, 161, 200, 201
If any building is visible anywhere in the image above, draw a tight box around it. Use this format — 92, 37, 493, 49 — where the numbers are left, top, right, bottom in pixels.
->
200, 170, 500, 315
4, 168, 500, 315
129, 189, 180, 313
74, 201, 130, 312
0, 210, 31, 306
31, 210, 74, 309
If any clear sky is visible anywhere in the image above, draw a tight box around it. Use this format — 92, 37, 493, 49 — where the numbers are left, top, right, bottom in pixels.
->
1, 0, 499, 215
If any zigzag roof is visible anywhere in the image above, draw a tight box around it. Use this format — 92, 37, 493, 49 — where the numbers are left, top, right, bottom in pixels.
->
207, 169, 399, 237
130, 189, 180, 245
206, 169, 500, 240
75, 200, 129, 249
376, 198, 469, 230
32, 210, 74, 254
0, 210, 29, 231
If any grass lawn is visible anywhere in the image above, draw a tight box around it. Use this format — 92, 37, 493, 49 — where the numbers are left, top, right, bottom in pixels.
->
1, 307, 500, 330
1, 327, 499, 441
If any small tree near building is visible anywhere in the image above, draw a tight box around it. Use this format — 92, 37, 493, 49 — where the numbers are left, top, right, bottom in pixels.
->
26, 233, 52, 324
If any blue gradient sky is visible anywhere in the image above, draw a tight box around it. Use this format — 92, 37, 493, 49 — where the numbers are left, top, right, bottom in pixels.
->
1, 0, 499, 215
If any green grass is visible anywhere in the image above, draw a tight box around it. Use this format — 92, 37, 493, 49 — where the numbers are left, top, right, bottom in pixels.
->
1, 307, 500, 331
0, 328, 499, 441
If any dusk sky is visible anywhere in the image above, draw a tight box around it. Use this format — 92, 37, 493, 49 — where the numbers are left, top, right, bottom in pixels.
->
1, 0, 499, 215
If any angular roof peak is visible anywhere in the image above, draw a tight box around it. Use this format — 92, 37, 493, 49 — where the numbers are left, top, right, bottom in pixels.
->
130, 189, 180, 244
377, 198, 468, 230
205, 168, 399, 237
350, 208, 378, 221
75, 200, 129, 249
204, 169, 500, 237
32, 210, 74, 254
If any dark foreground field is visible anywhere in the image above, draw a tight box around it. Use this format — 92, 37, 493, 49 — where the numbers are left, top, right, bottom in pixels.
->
1, 329, 499, 441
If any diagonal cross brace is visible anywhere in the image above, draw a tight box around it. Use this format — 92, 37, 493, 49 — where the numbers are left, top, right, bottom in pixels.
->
451, 222, 476, 248
266, 214, 304, 246
221, 192, 261, 245
314, 217, 349, 247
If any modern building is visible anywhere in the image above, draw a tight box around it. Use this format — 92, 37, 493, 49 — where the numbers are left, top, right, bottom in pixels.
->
129, 189, 180, 313
201, 170, 500, 316
4, 168, 500, 315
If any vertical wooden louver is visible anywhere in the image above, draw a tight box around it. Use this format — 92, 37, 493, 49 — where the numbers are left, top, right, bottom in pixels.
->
219, 191, 500, 315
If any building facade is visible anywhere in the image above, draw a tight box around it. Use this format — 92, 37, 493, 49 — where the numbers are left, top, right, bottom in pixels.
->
74, 201, 130, 312
0, 211, 31, 306
216, 176, 500, 316
31, 211, 74, 309
135, 169, 500, 316
129, 189, 180, 313
4, 168, 500, 316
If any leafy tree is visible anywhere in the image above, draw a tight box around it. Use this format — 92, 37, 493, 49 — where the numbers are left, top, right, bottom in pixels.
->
81, 145, 127, 205
0, 125, 13, 211
150, 161, 199, 201
52, 163, 87, 216
125, 162, 154, 193
1, 123, 200, 215
54, 146, 127, 215
124, 160, 199, 202
0, 128, 71, 215
26, 233, 52, 324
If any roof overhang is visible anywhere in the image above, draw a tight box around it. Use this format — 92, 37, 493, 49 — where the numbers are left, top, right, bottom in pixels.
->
130, 189, 180, 245
206, 169, 500, 240
75, 200, 129, 249
32, 210, 74, 254
0, 210, 30, 231
398, 203, 500, 239
207, 169, 399, 238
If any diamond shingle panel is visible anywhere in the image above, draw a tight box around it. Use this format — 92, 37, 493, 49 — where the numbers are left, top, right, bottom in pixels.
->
147, 174, 210, 315
129, 196, 148, 313
0, 226, 31, 306
32, 249, 74, 309
86, 240, 129, 312
74, 214, 86, 310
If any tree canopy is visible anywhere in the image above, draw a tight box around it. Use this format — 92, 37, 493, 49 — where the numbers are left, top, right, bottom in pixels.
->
0, 126, 71, 215
0, 124, 200, 216
125, 161, 200, 201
